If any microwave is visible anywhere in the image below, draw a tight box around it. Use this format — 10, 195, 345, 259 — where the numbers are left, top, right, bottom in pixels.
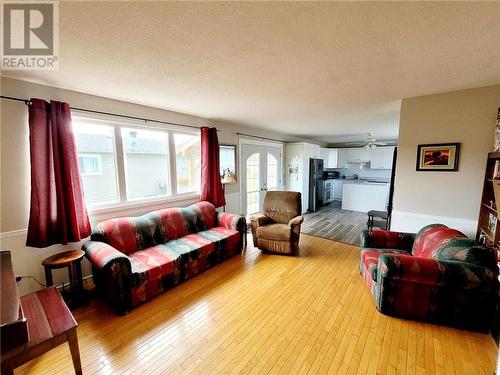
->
323, 171, 340, 179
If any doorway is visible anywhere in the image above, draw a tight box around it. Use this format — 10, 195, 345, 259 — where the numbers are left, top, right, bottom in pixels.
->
241, 143, 282, 215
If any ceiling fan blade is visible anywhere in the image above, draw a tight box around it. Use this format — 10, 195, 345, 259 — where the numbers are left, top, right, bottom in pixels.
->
344, 142, 366, 147
374, 142, 389, 146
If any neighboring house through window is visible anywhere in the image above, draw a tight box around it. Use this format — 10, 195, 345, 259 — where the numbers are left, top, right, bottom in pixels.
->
72, 117, 201, 209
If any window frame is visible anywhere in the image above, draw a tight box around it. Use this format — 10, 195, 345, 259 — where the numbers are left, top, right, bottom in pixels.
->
72, 115, 201, 215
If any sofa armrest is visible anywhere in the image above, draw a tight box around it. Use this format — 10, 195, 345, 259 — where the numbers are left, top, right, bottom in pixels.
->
217, 212, 246, 232
83, 240, 131, 271
250, 213, 270, 227
360, 229, 415, 251
83, 241, 132, 314
378, 253, 499, 289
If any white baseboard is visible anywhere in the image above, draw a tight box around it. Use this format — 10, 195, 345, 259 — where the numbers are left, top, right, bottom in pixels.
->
391, 210, 477, 237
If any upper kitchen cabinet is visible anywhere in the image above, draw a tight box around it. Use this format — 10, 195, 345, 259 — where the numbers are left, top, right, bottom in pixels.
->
339, 148, 371, 166
370, 146, 395, 169
320, 148, 339, 168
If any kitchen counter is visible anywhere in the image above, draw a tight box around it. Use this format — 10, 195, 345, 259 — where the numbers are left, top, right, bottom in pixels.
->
341, 181, 389, 212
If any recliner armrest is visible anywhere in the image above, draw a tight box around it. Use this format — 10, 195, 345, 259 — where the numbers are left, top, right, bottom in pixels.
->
288, 215, 304, 228
250, 213, 270, 227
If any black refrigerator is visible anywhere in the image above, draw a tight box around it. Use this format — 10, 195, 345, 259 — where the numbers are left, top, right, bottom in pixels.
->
308, 158, 324, 212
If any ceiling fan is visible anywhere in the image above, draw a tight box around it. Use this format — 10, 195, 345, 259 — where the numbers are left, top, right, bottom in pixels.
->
347, 133, 389, 150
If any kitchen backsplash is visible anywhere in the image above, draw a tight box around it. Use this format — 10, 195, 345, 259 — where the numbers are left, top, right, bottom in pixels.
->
325, 167, 391, 180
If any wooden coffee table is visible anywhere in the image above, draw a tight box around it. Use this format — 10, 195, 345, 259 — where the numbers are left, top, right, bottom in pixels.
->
42, 250, 85, 307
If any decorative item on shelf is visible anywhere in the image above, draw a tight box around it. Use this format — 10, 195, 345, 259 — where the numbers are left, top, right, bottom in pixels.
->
493, 180, 500, 219
416, 143, 460, 172
493, 108, 500, 152
493, 160, 500, 179
221, 168, 237, 212
488, 212, 497, 235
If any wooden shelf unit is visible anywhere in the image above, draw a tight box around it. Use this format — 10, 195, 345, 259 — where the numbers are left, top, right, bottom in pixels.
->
476, 152, 500, 255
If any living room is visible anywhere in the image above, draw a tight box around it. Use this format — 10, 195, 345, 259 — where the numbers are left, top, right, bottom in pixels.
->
1, 2, 500, 374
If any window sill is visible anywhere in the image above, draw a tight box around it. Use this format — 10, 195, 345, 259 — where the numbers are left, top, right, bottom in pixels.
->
88, 194, 200, 223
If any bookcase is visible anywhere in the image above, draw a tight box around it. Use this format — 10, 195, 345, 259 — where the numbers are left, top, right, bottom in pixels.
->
476, 152, 500, 257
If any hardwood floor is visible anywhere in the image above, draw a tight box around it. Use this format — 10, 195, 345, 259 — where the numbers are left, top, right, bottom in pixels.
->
17, 234, 497, 375
302, 201, 368, 246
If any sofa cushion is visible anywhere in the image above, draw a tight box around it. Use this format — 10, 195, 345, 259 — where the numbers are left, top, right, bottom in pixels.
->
256, 223, 290, 242
197, 226, 241, 258
411, 224, 466, 258
91, 202, 218, 254
129, 245, 181, 287
92, 213, 166, 255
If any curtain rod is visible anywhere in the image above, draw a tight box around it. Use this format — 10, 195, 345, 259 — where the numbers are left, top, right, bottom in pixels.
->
236, 132, 284, 143
0, 95, 208, 131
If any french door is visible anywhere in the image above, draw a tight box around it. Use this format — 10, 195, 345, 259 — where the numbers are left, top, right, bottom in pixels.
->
241, 144, 282, 215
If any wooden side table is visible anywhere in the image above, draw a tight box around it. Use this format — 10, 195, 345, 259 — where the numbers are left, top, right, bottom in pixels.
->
42, 250, 85, 308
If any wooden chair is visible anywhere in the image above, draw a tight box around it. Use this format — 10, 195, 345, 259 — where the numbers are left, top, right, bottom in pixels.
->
1, 284, 82, 375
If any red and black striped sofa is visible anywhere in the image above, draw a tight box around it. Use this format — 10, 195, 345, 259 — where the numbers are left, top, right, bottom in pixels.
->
83, 201, 245, 314
360, 224, 498, 331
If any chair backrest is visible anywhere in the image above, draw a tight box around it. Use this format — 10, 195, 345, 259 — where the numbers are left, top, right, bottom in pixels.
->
410, 223, 496, 268
263, 191, 302, 224
91, 201, 216, 255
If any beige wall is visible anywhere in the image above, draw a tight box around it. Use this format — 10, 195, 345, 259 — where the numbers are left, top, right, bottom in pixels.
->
0, 77, 311, 295
392, 84, 500, 235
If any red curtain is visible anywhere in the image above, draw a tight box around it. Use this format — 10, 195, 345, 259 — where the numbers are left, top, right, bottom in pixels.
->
200, 127, 226, 208
26, 98, 91, 248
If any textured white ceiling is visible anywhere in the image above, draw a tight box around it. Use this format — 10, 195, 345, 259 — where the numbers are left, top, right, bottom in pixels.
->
4, 2, 500, 143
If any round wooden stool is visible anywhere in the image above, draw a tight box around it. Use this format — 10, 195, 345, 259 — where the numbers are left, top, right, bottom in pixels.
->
42, 250, 85, 307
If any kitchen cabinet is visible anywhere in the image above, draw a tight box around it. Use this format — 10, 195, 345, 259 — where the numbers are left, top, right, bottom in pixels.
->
370, 147, 394, 169
332, 179, 344, 200
341, 182, 389, 212
328, 149, 339, 168
339, 148, 371, 166
320, 148, 340, 168
337, 149, 347, 168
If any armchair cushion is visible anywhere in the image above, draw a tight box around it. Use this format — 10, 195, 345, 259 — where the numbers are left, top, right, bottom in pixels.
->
263, 191, 301, 224
378, 253, 498, 289
411, 224, 465, 258
360, 229, 415, 251
256, 223, 290, 242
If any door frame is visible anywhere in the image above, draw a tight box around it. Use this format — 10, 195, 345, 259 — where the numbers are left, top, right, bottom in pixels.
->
238, 137, 285, 215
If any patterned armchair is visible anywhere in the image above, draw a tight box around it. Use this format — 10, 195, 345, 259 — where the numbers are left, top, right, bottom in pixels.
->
83, 201, 245, 314
360, 224, 498, 332
250, 191, 303, 255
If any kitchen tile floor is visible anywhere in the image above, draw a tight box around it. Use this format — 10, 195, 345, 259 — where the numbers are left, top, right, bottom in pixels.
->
301, 201, 368, 246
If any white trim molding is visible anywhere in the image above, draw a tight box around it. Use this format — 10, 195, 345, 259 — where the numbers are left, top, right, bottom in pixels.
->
391, 210, 478, 238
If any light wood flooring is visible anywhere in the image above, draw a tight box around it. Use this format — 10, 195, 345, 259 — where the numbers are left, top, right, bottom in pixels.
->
17, 234, 497, 375
302, 201, 368, 246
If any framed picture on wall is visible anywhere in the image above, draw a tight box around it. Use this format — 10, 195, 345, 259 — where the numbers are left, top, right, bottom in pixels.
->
220, 144, 237, 177
416, 143, 460, 171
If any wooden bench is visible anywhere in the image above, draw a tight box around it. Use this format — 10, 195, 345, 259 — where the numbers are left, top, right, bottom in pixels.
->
1, 287, 82, 375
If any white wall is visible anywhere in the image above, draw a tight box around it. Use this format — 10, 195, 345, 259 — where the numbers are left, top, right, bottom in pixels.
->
391, 84, 500, 237
0, 77, 311, 295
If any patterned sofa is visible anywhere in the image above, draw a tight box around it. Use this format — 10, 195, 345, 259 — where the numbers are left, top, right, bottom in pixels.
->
82, 201, 246, 314
360, 224, 498, 331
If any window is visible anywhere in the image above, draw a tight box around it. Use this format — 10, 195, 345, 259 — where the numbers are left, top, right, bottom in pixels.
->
78, 154, 102, 175
73, 121, 119, 206
72, 117, 201, 209
174, 133, 201, 194
220, 144, 236, 176
121, 128, 170, 200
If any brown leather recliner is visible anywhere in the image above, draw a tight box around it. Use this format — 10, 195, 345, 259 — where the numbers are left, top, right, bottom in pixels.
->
250, 191, 304, 255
